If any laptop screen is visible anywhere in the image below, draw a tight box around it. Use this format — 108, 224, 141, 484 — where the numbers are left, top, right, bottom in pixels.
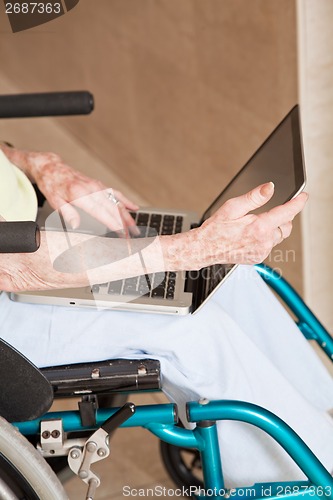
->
194, 105, 305, 312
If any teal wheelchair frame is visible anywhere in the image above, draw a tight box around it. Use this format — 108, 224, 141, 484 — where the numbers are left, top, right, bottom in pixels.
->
8, 264, 333, 500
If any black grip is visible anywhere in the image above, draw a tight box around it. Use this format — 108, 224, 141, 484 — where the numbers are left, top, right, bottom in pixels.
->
101, 402, 136, 435
0, 221, 40, 253
0, 91, 94, 118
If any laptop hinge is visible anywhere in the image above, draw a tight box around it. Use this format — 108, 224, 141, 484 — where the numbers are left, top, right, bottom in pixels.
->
185, 268, 208, 312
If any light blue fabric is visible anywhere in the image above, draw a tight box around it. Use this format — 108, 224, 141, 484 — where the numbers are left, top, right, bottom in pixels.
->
1, 265, 332, 487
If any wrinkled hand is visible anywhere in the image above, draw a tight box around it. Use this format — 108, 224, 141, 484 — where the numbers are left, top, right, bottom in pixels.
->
186, 182, 308, 268
12, 148, 140, 234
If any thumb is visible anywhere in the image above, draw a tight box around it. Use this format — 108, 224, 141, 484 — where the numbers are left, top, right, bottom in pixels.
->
0, 215, 6, 222
220, 182, 275, 220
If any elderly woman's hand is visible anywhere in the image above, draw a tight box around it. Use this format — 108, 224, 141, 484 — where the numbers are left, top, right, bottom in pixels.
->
1, 145, 139, 235
31, 152, 140, 234
162, 182, 308, 270
195, 182, 308, 266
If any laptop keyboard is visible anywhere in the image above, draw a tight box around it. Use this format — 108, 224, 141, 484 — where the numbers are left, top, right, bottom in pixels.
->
135, 212, 183, 236
91, 212, 183, 300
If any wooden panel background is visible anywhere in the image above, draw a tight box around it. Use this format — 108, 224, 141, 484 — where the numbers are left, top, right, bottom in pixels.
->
0, 0, 302, 290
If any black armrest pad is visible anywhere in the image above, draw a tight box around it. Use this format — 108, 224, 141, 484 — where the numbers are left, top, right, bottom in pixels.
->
41, 358, 161, 397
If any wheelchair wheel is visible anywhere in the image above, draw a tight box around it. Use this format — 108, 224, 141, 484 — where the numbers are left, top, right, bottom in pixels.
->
0, 416, 67, 500
0, 452, 41, 499
160, 440, 204, 498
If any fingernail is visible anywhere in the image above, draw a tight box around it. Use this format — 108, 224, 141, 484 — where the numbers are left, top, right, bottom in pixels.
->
260, 182, 274, 197
69, 219, 79, 230
132, 225, 141, 236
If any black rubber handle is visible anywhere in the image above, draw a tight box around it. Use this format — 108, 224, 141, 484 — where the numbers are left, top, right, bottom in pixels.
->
101, 402, 136, 435
0, 91, 94, 118
0, 221, 40, 253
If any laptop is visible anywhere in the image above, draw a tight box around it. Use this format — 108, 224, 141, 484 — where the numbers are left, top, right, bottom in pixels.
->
10, 105, 305, 315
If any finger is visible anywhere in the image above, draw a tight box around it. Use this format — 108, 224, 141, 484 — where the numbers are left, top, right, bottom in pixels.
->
118, 204, 141, 236
102, 190, 140, 234
219, 182, 275, 220
262, 192, 308, 229
56, 191, 126, 234
84, 190, 139, 233
53, 198, 81, 230
280, 221, 293, 239
73, 191, 127, 232
113, 190, 139, 210
55, 189, 137, 234
273, 221, 292, 245
104, 201, 132, 239
102, 201, 138, 234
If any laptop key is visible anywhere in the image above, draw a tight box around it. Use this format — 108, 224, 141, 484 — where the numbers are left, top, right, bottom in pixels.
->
123, 286, 137, 295
137, 213, 149, 222
151, 214, 162, 222
154, 272, 166, 283
139, 275, 150, 284
144, 273, 154, 290
163, 219, 174, 226
164, 215, 175, 222
108, 281, 123, 294
161, 226, 173, 235
152, 287, 165, 298
150, 222, 161, 231
124, 277, 138, 285
123, 278, 138, 293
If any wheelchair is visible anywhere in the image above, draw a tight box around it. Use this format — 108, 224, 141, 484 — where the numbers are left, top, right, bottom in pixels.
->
0, 92, 332, 499
0, 263, 332, 500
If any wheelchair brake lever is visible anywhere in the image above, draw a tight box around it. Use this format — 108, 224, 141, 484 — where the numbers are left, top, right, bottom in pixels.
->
101, 402, 136, 434
68, 402, 136, 500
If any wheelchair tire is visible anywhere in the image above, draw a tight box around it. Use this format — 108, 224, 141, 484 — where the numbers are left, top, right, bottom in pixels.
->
160, 440, 204, 498
0, 452, 41, 499
0, 416, 68, 500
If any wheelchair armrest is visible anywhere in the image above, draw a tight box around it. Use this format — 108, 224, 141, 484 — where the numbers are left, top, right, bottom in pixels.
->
40, 358, 161, 398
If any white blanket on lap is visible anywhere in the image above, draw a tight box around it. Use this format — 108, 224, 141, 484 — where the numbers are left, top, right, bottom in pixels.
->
1, 265, 332, 487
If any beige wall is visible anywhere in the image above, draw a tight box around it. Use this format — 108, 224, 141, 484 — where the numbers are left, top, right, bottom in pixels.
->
297, 0, 333, 330
0, 0, 302, 289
